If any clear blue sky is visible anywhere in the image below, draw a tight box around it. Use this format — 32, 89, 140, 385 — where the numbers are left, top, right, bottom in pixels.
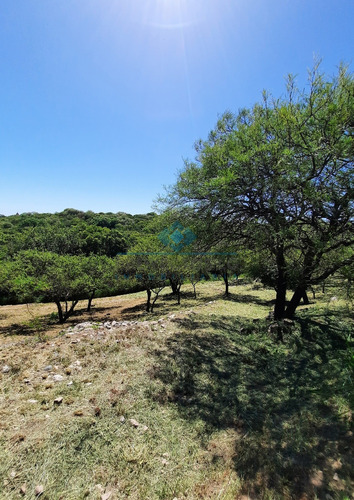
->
0, 0, 353, 216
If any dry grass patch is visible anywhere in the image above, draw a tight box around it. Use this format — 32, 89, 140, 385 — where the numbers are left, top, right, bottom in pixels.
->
0, 282, 353, 499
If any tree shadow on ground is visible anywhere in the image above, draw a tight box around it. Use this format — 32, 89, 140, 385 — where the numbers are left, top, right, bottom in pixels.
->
149, 312, 354, 499
0, 323, 36, 337
225, 292, 273, 307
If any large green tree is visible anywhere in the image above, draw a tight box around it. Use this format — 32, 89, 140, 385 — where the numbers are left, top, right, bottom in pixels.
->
162, 63, 354, 319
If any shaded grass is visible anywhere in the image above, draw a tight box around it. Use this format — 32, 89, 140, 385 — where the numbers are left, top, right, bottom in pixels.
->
149, 309, 354, 499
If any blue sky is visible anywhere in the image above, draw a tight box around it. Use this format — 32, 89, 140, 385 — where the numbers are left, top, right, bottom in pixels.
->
0, 0, 353, 216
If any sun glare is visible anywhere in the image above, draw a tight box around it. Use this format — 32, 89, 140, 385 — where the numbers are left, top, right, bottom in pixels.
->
143, 0, 198, 30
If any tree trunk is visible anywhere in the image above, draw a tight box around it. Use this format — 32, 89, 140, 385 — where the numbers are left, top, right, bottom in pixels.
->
176, 284, 181, 305
64, 300, 79, 322
302, 290, 309, 305
223, 270, 229, 297
285, 286, 305, 319
169, 278, 178, 295
87, 290, 95, 312
146, 288, 151, 312
274, 247, 287, 320
274, 284, 287, 319
55, 300, 64, 323
151, 295, 157, 313
151, 287, 165, 313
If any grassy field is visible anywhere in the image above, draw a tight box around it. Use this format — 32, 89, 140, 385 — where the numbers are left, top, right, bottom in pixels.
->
0, 282, 353, 499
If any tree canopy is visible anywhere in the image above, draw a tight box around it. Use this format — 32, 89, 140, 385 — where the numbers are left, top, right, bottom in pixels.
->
162, 63, 354, 319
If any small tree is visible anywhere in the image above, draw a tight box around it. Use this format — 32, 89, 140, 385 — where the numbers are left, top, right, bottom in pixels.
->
8, 251, 90, 323
119, 237, 168, 313
82, 255, 116, 311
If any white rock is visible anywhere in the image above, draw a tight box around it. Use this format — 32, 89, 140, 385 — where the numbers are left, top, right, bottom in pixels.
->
53, 374, 64, 382
27, 399, 38, 404
34, 485, 44, 496
2, 365, 11, 373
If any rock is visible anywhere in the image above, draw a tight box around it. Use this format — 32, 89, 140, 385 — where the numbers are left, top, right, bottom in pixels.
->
44, 365, 52, 371
128, 418, 148, 430
119, 416, 125, 423
2, 365, 11, 373
23, 379, 31, 384
74, 322, 93, 330
53, 374, 64, 382
28, 399, 39, 404
333, 473, 339, 481
74, 409, 84, 416
67, 381, 73, 386
101, 492, 112, 500
34, 485, 44, 496
54, 397, 63, 405
161, 458, 168, 465
330, 296, 338, 302
20, 484, 27, 495
104, 322, 112, 329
